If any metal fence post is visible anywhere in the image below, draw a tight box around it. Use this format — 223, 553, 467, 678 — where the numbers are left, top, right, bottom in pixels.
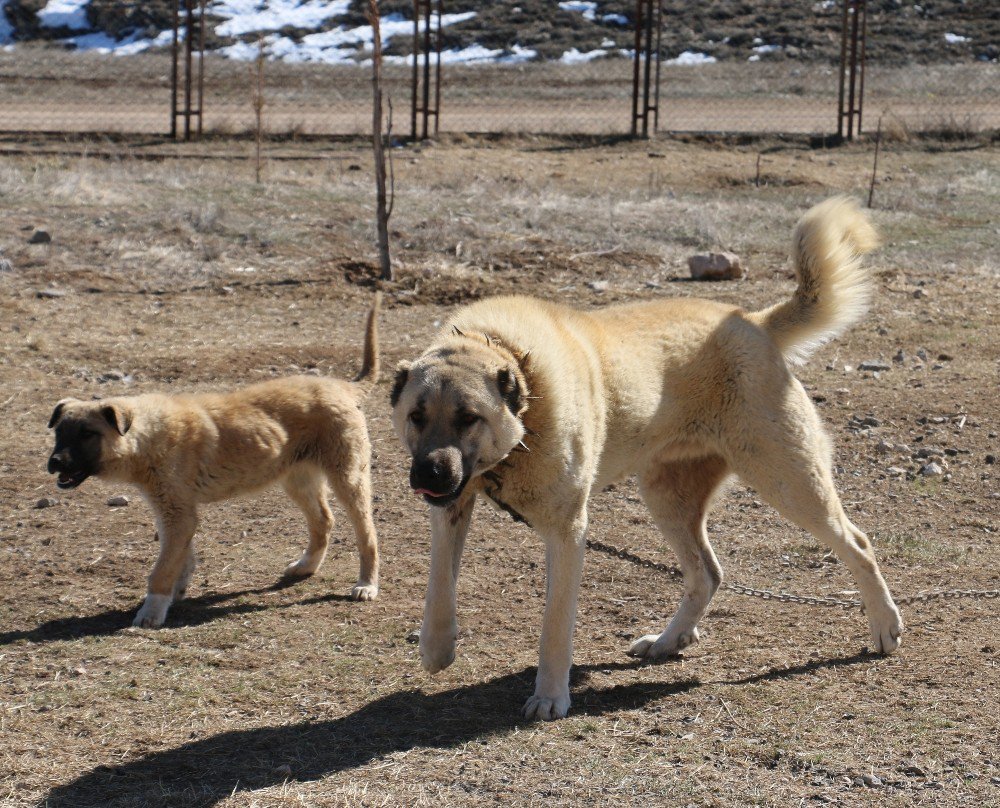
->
171, 0, 205, 141
631, 0, 663, 138
411, 0, 443, 140
838, 0, 867, 141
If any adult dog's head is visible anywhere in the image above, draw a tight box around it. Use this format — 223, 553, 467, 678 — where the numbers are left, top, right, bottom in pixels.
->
46, 398, 132, 489
391, 333, 528, 507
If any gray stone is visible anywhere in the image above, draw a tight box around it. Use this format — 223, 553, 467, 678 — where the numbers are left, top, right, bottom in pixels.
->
913, 288, 928, 299
587, 280, 610, 292
687, 252, 745, 281
35, 497, 59, 509
36, 288, 67, 299
920, 462, 945, 477
887, 466, 906, 476
858, 360, 890, 372
106, 495, 130, 507
28, 230, 52, 245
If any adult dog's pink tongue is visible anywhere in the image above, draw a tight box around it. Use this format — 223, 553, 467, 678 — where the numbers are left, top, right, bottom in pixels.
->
414, 488, 446, 497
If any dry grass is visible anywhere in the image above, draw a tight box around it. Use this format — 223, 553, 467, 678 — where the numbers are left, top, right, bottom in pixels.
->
0, 136, 998, 807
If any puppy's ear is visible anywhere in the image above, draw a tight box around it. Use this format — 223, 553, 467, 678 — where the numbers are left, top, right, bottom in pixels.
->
101, 403, 132, 436
48, 398, 76, 429
390, 362, 411, 408
497, 367, 526, 416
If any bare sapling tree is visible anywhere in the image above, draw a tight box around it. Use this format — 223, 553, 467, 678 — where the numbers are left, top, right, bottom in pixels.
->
868, 112, 884, 209
367, 0, 394, 281
252, 36, 265, 184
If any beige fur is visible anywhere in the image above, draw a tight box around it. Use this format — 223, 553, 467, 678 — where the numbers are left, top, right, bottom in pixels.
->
48, 295, 382, 628
391, 198, 902, 720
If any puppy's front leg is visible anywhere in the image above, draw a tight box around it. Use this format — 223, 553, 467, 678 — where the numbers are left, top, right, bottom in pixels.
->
522, 509, 588, 721
420, 494, 475, 674
134, 503, 197, 629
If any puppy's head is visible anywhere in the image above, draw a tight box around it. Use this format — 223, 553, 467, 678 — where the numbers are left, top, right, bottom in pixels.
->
391, 335, 527, 507
46, 398, 132, 489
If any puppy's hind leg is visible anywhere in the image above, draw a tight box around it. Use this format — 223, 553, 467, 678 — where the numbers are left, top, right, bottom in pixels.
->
326, 452, 380, 602
281, 465, 334, 580
628, 455, 729, 662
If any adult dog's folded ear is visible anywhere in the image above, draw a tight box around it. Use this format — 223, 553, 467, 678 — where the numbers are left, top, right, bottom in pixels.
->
101, 402, 133, 436
497, 367, 527, 416
390, 362, 412, 408
48, 398, 78, 429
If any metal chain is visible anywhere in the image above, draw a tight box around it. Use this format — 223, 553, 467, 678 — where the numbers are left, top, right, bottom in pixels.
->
586, 539, 1000, 610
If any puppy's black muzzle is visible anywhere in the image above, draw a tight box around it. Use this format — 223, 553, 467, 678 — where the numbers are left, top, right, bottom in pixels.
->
47, 451, 91, 489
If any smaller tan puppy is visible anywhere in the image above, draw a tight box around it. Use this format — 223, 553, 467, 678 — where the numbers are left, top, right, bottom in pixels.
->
47, 295, 382, 628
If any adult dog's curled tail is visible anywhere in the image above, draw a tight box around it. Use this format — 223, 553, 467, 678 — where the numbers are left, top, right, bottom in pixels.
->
353, 291, 382, 394
752, 196, 880, 365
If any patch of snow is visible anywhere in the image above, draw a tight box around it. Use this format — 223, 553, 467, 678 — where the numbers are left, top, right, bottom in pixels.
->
944, 32, 970, 44
559, 1, 597, 21
748, 54, 761, 62
600, 38, 615, 48
0, 1, 15, 45
65, 28, 173, 55
667, 51, 716, 66
38, 0, 90, 31
602, 13, 629, 26
560, 47, 606, 64
211, 0, 351, 38
386, 43, 535, 66
814, 0, 835, 9
753, 44, 781, 54
221, 11, 478, 65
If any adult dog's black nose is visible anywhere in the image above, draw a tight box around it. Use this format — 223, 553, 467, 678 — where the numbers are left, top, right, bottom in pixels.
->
410, 448, 462, 497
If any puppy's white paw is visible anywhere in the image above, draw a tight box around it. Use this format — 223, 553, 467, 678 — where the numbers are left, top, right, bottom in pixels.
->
868, 603, 903, 654
627, 626, 700, 662
350, 582, 378, 601
521, 690, 571, 721
419, 628, 456, 674
133, 594, 172, 629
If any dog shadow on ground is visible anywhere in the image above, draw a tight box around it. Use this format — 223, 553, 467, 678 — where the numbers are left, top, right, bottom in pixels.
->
42, 652, 877, 807
0, 577, 349, 646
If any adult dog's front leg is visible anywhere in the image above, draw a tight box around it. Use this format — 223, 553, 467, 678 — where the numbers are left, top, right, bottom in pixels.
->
522, 510, 587, 721
420, 495, 475, 673
134, 502, 197, 628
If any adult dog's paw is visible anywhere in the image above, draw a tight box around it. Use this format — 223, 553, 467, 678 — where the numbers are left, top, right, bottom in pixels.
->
350, 582, 378, 601
868, 603, 903, 654
419, 628, 456, 673
627, 627, 699, 662
132, 594, 172, 629
521, 690, 571, 721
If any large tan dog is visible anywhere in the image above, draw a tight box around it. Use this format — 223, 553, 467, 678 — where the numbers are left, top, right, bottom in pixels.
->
47, 295, 382, 628
391, 198, 903, 720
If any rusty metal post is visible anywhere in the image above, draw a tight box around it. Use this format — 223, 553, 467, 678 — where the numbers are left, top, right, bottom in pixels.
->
631, 0, 662, 138
434, 1, 443, 136
184, 0, 194, 140
630, 0, 643, 136
170, 0, 179, 138
838, 0, 867, 141
410, 0, 443, 140
411, 1, 419, 139
653, 0, 663, 133
197, 0, 205, 138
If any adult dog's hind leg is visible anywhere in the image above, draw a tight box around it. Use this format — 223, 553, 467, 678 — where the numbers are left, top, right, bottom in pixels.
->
282, 465, 334, 580
628, 455, 729, 662
728, 386, 903, 654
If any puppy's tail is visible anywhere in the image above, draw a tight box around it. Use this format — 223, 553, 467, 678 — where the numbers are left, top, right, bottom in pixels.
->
353, 291, 381, 394
751, 196, 879, 365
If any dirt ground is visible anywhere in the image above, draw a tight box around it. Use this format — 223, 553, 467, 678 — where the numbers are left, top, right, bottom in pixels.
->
0, 134, 998, 807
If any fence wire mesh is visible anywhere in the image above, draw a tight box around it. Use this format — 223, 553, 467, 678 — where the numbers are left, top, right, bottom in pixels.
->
0, 1, 996, 139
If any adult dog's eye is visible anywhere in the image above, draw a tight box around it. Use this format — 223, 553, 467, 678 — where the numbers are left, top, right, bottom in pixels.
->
408, 410, 426, 428
456, 412, 480, 429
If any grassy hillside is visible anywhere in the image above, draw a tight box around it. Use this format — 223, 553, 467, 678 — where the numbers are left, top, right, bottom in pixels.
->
2, 0, 998, 64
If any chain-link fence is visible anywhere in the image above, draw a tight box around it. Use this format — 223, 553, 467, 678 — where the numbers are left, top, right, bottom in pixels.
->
0, 1, 996, 139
